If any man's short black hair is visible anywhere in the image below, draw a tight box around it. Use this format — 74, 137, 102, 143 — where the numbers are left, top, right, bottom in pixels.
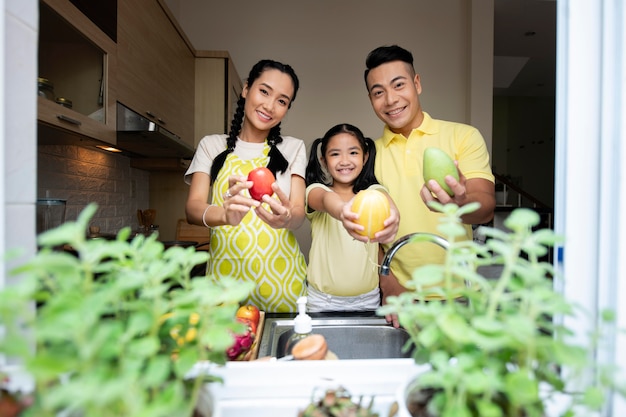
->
364, 45, 415, 89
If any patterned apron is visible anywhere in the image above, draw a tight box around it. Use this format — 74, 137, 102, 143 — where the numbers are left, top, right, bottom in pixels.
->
207, 147, 307, 312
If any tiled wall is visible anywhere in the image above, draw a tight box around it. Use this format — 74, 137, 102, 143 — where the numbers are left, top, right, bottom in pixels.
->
38, 145, 150, 235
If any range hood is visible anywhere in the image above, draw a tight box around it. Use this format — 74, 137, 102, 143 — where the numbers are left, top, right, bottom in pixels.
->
116, 102, 195, 159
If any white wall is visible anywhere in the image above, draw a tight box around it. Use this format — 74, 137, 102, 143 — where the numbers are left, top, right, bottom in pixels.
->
554, 0, 626, 414
1, 0, 38, 373
2, 0, 38, 285
172, 0, 492, 145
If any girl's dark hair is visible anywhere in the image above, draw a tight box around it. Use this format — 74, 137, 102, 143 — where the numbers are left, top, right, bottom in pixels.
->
305, 123, 379, 194
210, 59, 300, 182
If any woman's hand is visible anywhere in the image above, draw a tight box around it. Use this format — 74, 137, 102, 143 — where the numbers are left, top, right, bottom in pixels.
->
255, 182, 294, 229
222, 175, 260, 226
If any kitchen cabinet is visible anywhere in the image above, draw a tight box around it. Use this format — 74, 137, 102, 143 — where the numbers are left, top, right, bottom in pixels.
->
117, 0, 195, 148
195, 51, 243, 146
38, 0, 117, 145
147, 52, 243, 240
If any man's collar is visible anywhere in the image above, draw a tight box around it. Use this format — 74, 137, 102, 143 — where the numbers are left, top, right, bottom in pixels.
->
380, 112, 436, 146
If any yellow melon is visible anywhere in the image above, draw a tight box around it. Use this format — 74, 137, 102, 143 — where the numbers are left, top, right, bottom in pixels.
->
351, 189, 390, 239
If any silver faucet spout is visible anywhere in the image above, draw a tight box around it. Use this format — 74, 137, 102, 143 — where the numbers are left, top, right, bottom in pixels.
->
379, 233, 450, 276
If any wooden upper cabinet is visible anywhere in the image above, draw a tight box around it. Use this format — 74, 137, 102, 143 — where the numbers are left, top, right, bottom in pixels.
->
194, 52, 243, 147
38, 0, 117, 145
117, 0, 194, 147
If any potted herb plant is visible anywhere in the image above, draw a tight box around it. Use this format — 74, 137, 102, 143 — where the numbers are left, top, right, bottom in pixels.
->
0, 203, 254, 417
379, 203, 624, 417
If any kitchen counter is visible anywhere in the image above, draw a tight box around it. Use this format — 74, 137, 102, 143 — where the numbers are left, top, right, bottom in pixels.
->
194, 359, 426, 417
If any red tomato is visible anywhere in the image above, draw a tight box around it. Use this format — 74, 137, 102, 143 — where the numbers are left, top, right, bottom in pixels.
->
236, 304, 261, 327
247, 167, 275, 201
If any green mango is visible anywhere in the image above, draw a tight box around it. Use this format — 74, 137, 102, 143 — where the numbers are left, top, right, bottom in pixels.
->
423, 147, 459, 196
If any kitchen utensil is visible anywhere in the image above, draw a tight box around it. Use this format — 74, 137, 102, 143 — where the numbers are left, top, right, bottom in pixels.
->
137, 209, 144, 227
55, 97, 72, 109
161, 240, 211, 250
36, 199, 67, 234
142, 209, 156, 227
37, 77, 55, 100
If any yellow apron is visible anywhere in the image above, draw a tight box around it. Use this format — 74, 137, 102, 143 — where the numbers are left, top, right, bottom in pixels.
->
208, 148, 306, 312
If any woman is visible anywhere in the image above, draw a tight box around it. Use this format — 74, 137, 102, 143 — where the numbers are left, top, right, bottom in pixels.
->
185, 59, 307, 313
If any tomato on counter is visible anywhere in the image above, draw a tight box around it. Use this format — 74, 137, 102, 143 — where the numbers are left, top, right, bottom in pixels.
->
236, 304, 260, 326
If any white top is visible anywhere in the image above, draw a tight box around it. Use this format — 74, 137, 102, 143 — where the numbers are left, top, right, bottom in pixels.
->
185, 134, 307, 194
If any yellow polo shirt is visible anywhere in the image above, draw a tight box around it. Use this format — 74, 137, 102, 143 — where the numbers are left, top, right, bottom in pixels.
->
374, 112, 494, 289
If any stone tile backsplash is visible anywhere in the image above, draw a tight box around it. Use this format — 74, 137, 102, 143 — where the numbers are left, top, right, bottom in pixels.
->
38, 144, 150, 234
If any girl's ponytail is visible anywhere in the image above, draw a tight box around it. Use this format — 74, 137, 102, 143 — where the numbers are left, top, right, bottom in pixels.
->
352, 137, 379, 193
305, 138, 330, 186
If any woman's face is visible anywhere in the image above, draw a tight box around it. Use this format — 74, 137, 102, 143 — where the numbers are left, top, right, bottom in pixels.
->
323, 133, 368, 187
242, 69, 295, 133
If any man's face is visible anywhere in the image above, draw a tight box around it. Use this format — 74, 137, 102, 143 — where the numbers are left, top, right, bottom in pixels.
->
366, 61, 423, 137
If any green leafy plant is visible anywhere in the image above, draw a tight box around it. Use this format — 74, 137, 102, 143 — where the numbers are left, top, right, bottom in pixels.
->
298, 386, 379, 417
0, 203, 254, 417
379, 203, 625, 417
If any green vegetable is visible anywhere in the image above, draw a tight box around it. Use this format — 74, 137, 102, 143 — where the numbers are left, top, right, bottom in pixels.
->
423, 147, 459, 196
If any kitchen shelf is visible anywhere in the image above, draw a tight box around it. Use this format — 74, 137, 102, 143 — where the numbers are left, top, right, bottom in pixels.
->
38, 0, 117, 145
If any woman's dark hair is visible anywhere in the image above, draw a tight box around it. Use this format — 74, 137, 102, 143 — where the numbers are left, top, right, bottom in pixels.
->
305, 123, 379, 194
363, 45, 415, 89
210, 59, 300, 182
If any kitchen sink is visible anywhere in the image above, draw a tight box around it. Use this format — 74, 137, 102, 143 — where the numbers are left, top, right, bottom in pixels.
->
257, 315, 414, 360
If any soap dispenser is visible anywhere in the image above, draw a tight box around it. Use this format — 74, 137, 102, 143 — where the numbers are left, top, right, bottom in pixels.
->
285, 296, 313, 355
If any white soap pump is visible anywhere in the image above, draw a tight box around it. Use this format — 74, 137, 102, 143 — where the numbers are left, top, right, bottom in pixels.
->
285, 296, 313, 355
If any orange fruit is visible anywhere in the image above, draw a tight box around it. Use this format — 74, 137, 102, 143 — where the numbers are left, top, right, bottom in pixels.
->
351, 189, 390, 239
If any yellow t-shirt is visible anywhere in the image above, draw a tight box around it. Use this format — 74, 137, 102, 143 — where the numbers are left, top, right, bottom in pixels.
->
374, 112, 494, 288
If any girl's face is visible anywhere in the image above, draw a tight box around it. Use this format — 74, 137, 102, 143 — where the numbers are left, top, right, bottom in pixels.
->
323, 133, 368, 186
242, 69, 295, 133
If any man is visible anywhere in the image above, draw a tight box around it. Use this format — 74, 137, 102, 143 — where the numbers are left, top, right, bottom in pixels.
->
364, 45, 495, 326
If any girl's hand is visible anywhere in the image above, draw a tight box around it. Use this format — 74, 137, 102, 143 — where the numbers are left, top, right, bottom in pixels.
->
255, 182, 293, 229
340, 193, 400, 244
223, 175, 260, 226
372, 194, 400, 244
340, 200, 370, 243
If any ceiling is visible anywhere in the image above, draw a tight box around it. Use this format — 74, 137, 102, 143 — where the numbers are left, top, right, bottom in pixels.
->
493, 0, 556, 97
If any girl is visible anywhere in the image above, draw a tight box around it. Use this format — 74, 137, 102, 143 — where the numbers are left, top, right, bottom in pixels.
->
184, 59, 307, 313
305, 123, 399, 312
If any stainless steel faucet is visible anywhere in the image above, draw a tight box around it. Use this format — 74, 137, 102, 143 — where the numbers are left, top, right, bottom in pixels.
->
379, 233, 450, 276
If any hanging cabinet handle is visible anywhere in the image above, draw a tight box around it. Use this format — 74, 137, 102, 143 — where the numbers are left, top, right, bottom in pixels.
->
57, 114, 82, 126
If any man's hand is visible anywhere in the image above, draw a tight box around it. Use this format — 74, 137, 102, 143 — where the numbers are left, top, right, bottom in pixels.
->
421, 162, 468, 206
420, 162, 496, 225
379, 271, 406, 328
